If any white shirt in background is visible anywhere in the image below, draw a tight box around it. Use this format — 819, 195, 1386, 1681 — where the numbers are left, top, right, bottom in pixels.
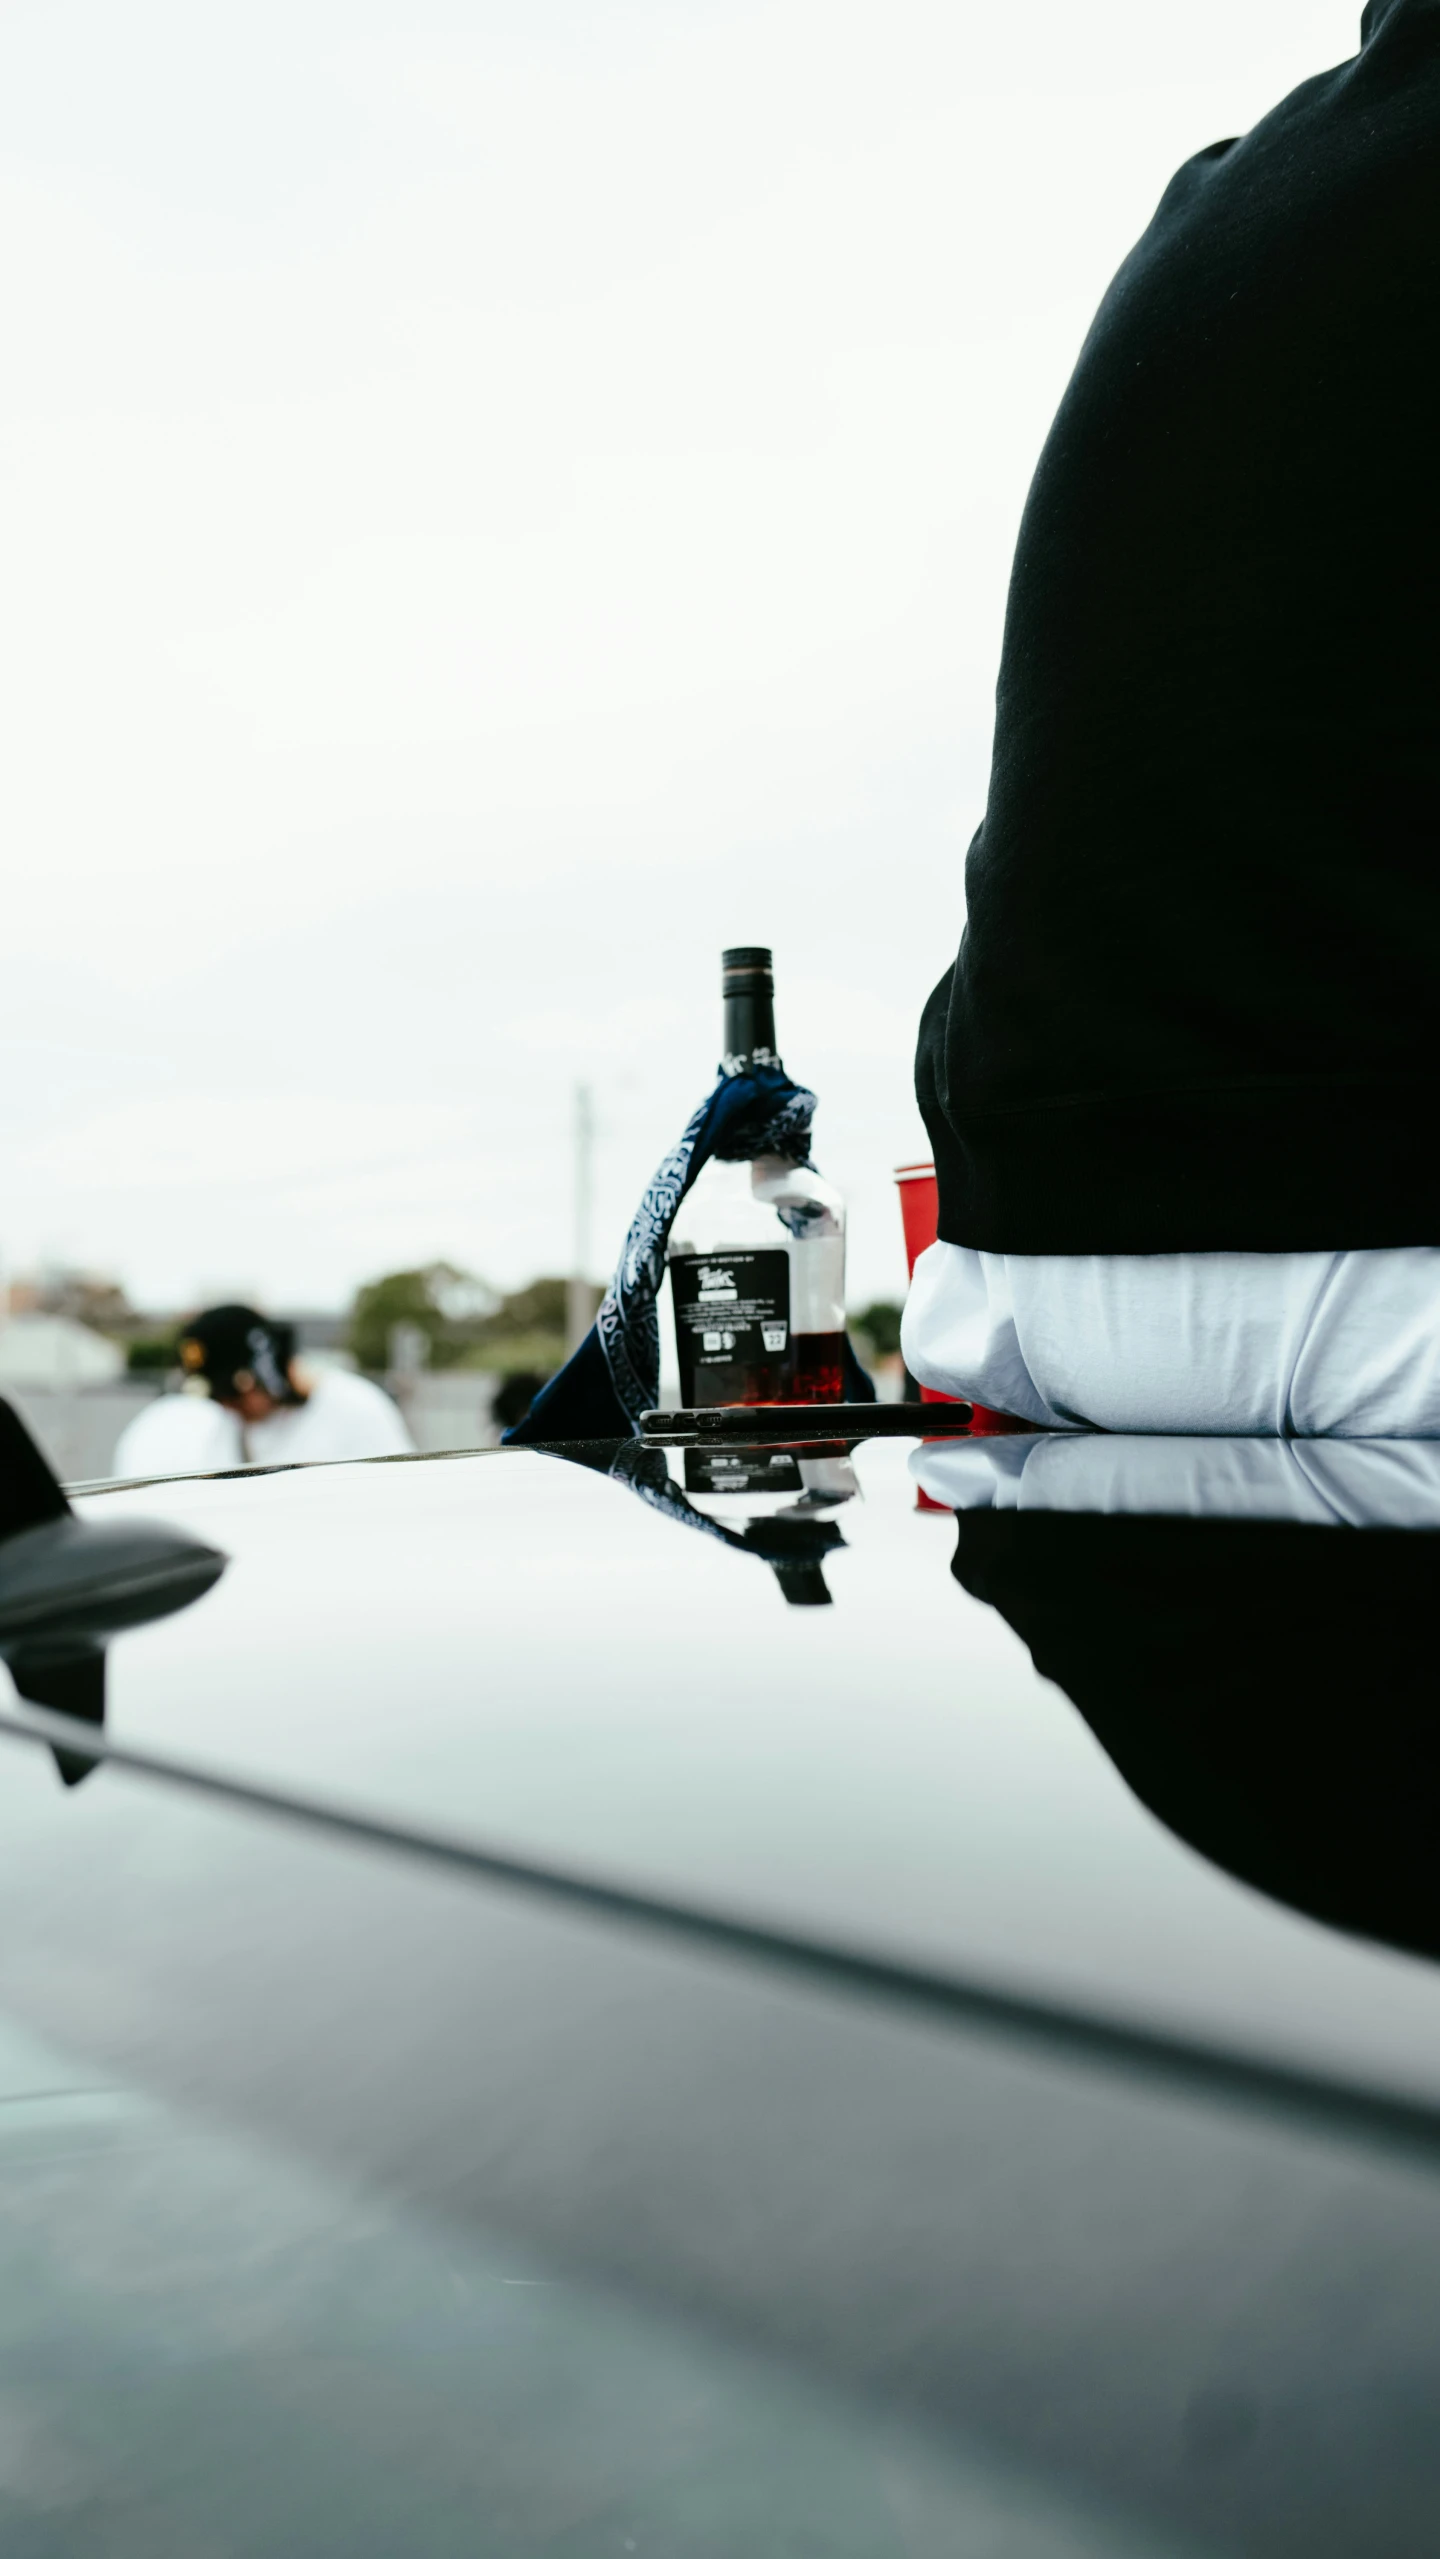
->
901, 1240, 1440, 1439
245, 1368, 414, 1465
111, 1391, 241, 1480
113, 1367, 413, 1481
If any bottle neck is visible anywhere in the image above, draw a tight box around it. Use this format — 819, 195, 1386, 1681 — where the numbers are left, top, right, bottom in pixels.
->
722, 988, 779, 1071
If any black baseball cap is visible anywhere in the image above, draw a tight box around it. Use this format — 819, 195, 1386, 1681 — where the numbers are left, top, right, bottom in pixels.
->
178, 1305, 298, 1404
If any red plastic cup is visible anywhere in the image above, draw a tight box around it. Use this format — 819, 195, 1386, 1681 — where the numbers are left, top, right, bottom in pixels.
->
895, 1160, 1025, 1444
894, 1162, 961, 1409
894, 1162, 940, 1281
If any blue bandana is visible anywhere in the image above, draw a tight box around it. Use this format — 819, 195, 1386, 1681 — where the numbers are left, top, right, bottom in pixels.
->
506, 1063, 874, 1441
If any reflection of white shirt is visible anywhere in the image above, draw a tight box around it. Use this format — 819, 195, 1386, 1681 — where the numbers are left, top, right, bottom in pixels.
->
912, 1432, 1440, 1529
113, 1369, 413, 1481
902, 1241, 1440, 1438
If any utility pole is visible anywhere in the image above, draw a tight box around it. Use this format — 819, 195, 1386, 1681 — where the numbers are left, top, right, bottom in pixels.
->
565, 1082, 595, 1355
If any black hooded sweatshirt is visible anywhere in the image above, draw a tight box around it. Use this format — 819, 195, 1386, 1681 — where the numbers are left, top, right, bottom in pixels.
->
917, 0, 1440, 1252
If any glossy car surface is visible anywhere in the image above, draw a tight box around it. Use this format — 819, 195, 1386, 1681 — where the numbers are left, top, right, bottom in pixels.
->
0, 1424, 1437, 2555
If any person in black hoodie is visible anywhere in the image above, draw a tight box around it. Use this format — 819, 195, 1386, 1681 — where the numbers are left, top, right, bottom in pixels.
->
904, 1, 1440, 1435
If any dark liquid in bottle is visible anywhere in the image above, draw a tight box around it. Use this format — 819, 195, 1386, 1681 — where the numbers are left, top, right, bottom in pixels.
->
677, 1331, 844, 1408
789, 1331, 845, 1402
680, 1347, 791, 1408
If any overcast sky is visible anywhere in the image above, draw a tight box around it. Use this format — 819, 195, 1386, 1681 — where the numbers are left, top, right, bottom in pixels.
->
0, 0, 1359, 1313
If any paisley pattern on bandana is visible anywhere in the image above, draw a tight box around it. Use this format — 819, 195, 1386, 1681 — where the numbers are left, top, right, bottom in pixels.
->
506, 1061, 863, 1443
594, 1069, 817, 1431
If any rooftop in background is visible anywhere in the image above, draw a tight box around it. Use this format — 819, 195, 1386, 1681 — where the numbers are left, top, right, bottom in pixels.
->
0, 1315, 124, 1390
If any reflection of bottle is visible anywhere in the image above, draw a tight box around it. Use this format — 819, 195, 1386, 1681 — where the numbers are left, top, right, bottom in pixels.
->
680, 1448, 857, 1511
668, 948, 846, 1406
738, 1513, 844, 1606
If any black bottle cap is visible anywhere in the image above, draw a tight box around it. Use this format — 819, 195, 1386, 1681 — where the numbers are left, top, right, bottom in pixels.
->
721, 947, 773, 993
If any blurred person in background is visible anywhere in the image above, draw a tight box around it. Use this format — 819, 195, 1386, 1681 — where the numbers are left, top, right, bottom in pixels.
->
113, 1306, 413, 1480
905, 1, 1440, 1437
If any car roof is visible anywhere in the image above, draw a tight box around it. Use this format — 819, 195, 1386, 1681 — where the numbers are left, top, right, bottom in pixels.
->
46, 1428, 1440, 2124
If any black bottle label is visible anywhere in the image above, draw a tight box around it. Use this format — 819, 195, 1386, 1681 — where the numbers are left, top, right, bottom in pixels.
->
683, 1449, 803, 1495
669, 1249, 790, 1372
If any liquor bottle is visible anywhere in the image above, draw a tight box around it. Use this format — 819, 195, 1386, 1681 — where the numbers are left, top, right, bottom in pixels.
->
667, 947, 847, 1406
